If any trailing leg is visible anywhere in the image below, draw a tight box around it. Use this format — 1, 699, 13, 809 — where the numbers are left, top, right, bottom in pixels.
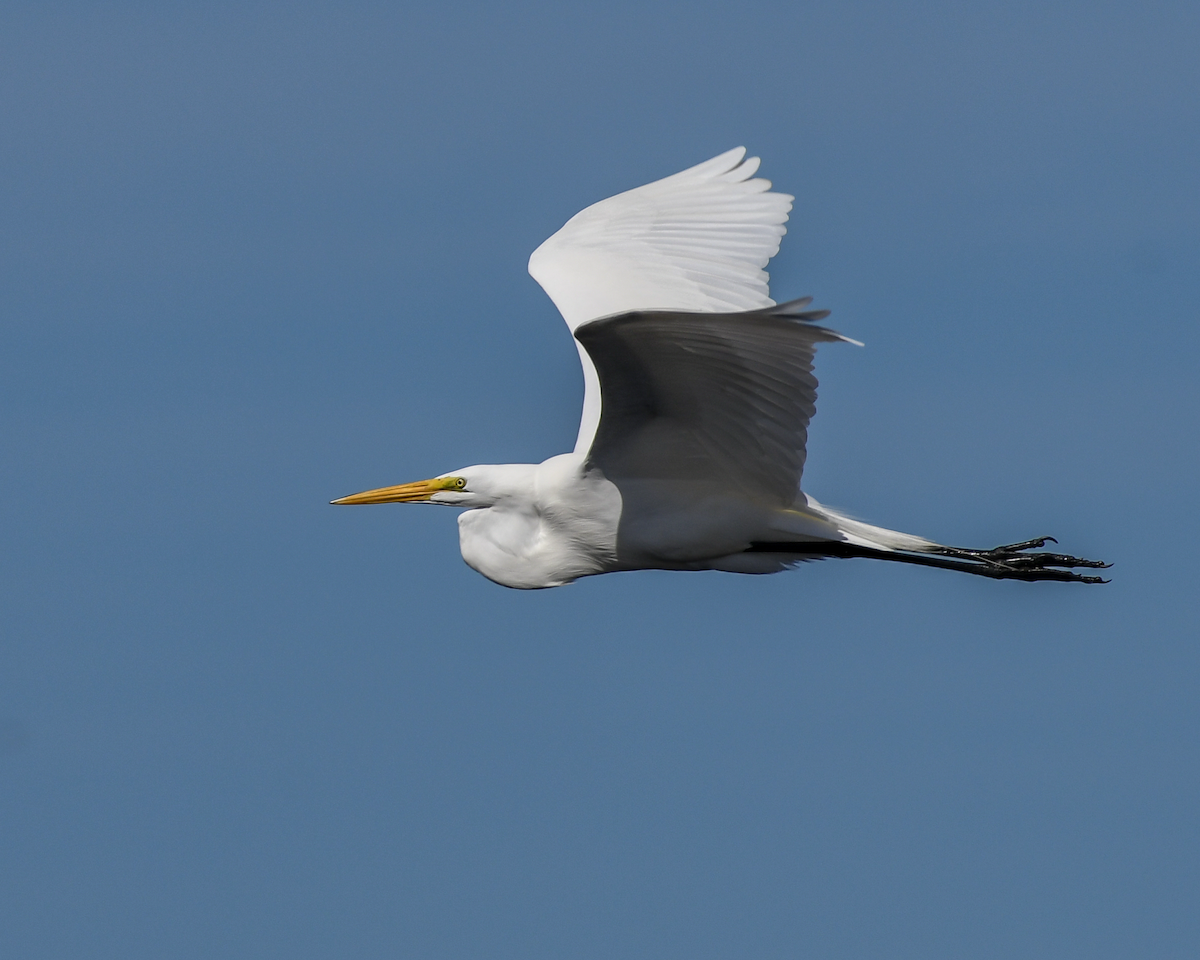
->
746, 537, 1110, 583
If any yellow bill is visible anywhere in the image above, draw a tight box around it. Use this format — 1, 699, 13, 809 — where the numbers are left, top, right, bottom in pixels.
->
331, 476, 464, 505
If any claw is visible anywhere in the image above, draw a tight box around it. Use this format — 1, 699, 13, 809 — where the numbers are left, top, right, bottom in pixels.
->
933, 536, 1109, 583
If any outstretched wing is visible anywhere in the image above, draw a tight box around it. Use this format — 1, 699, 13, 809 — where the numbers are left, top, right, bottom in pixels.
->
528, 147, 794, 452
529, 146, 793, 328
573, 300, 856, 507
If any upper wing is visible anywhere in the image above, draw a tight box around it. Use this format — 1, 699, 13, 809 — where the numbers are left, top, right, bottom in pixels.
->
573, 300, 856, 507
528, 146, 793, 328
528, 147, 795, 452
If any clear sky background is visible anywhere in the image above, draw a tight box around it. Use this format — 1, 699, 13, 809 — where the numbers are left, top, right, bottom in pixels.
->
1, 3, 1197, 958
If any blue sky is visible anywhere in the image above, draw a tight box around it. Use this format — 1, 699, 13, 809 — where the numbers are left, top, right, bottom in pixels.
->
1, 3, 1197, 958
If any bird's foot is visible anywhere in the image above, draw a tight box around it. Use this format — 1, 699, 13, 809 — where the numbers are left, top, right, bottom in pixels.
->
935, 537, 1111, 583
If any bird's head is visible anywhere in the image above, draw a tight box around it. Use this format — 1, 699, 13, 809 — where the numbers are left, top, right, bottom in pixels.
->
330, 464, 530, 509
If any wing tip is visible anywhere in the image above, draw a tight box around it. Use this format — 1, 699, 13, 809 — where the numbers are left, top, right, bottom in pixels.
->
763, 298, 863, 346
677, 146, 779, 186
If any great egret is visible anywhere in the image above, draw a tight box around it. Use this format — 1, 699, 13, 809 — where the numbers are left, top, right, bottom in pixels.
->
333, 148, 1107, 589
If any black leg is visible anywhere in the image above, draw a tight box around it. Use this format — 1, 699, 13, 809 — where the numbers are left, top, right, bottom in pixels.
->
746, 538, 1110, 583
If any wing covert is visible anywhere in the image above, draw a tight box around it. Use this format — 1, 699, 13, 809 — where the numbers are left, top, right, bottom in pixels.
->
574, 300, 855, 507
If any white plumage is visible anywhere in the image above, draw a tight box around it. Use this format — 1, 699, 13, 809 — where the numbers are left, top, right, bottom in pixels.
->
529, 147, 790, 453
334, 148, 1107, 588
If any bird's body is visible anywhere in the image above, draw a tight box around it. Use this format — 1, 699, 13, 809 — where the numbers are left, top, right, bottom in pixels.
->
447, 453, 845, 590
335, 148, 1107, 587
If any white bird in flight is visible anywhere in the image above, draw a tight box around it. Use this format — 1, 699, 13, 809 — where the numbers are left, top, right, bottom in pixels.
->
333, 148, 1107, 588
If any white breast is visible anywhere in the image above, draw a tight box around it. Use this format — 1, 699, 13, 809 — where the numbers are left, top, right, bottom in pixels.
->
457, 454, 622, 589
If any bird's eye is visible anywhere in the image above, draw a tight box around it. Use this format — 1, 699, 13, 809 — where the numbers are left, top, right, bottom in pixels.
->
455, 477, 467, 489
